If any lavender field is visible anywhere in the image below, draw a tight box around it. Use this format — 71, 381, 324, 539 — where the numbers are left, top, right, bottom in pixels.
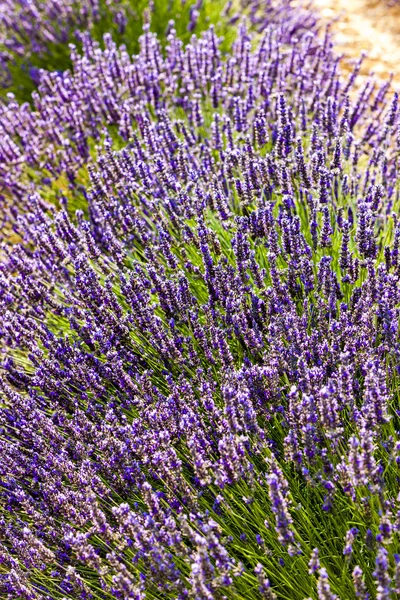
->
0, 0, 399, 598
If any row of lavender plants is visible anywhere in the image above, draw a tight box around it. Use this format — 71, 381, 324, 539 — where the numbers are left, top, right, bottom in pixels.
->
0, 0, 234, 101
0, 0, 400, 598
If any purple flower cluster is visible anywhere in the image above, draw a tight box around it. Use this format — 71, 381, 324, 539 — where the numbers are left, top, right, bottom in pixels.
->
0, 0, 102, 88
0, 0, 128, 60
0, 3, 399, 599
1, 1, 319, 206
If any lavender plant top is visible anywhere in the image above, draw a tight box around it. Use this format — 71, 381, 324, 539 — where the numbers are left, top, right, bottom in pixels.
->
0, 5, 400, 600
0, 0, 113, 92
0, 0, 232, 101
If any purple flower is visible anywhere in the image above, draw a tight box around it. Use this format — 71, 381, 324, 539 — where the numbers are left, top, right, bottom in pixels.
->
0, 3, 399, 600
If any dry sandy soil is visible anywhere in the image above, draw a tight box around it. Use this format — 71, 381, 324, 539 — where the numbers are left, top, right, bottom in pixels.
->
314, 0, 400, 87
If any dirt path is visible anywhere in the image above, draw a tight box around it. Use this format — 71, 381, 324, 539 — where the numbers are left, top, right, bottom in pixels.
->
314, 0, 400, 87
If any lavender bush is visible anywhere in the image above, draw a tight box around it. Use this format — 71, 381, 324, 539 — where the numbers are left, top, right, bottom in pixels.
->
0, 0, 232, 102
0, 2, 400, 599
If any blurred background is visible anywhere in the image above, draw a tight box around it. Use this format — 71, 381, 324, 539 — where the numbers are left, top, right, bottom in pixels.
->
314, 0, 400, 83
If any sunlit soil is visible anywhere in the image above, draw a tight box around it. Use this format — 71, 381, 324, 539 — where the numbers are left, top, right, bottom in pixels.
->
314, 0, 400, 86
